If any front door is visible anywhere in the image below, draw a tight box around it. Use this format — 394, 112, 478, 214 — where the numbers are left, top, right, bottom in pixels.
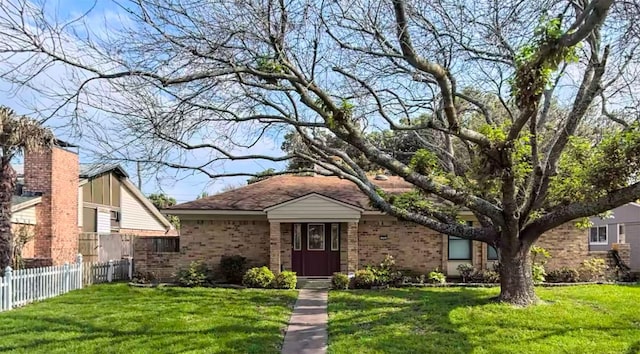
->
291, 223, 341, 276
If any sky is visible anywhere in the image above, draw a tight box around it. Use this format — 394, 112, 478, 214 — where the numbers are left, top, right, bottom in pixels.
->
0, 0, 285, 203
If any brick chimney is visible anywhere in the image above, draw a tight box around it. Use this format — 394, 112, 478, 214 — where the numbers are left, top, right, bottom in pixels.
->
24, 145, 79, 265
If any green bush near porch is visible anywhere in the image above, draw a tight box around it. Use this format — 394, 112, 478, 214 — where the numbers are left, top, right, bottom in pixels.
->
328, 285, 640, 354
0, 284, 297, 353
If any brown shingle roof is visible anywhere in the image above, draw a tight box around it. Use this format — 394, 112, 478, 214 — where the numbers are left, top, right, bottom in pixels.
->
170, 175, 413, 211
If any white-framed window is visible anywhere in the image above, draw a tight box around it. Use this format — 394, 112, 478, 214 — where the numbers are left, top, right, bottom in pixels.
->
448, 236, 471, 260
307, 224, 325, 251
618, 223, 625, 243
330, 224, 340, 251
589, 226, 608, 245
293, 224, 302, 251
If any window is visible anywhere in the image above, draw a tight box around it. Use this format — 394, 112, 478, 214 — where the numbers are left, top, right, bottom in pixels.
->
619, 224, 625, 235
151, 237, 179, 252
488, 246, 499, 261
448, 236, 471, 260
307, 224, 325, 251
293, 224, 302, 251
331, 224, 340, 251
589, 226, 608, 244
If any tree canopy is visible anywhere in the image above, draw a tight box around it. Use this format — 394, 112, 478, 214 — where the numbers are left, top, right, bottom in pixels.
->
1, 0, 639, 304
147, 193, 180, 229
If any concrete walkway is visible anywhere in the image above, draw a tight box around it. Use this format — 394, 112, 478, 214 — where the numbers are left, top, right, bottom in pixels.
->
281, 283, 328, 354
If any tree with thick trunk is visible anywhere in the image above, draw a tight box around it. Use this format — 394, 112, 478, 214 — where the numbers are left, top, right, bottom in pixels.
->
1, 0, 640, 304
0, 107, 54, 270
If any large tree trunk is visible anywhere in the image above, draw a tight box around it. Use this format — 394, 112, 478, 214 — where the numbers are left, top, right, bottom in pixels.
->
0, 158, 16, 271
498, 241, 537, 306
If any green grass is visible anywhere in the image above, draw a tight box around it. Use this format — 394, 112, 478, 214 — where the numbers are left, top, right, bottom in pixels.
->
329, 285, 640, 354
0, 283, 298, 354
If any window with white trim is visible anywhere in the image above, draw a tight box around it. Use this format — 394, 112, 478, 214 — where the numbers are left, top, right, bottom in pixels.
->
589, 226, 608, 244
619, 224, 625, 235
448, 236, 471, 260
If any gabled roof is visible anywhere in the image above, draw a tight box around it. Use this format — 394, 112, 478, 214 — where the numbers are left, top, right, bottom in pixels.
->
11, 195, 41, 212
79, 163, 129, 179
264, 192, 365, 212
169, 175, 412, 212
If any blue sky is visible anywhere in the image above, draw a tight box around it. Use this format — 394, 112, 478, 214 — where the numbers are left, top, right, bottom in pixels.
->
0, 1, 285, 203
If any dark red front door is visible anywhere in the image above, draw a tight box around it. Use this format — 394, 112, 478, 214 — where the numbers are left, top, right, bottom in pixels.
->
291, 223, 340, 276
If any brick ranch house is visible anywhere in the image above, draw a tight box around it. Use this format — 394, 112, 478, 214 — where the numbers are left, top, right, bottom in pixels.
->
136, 175, 629, 279
10, 142, 175, 267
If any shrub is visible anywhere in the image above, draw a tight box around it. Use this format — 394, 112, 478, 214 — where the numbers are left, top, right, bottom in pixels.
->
399, 269, 425, 284
220, 255, 248, 284
332, 272, 350, 290
365, 255, 397, 286
531, 246, 551, 265
546, 267, 580, 283
579, 258, 608, 282
243, 266, 275, 288
352, 269, 376, 289
175, 261, 210, 287
428, 270, 446, 284
273, 271, 297, 289
457, 263, 474, 283
530, 246, 551, 284
132, 271, 157, 284
619, 271, 640, 283
470, 270, 500, 283
532, 264, 547, 284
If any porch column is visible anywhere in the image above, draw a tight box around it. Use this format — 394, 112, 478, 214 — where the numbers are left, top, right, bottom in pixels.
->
441, 234, 448, 275
269, 221, 281, 274
346, 222, 359, 275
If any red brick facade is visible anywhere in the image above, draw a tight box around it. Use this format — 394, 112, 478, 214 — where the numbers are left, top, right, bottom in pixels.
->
24, 147, 79, 265
134, 216, 593, 279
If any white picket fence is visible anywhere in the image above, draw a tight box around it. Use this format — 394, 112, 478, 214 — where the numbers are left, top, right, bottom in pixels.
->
0, 254, 133, 312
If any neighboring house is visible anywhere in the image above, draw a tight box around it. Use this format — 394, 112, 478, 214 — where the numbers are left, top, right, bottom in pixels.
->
10, 142, 175, 266
135, 175, 593, 279
589, 203, 640, 270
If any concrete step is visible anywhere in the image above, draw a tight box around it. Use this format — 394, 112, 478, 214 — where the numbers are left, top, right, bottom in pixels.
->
297, 277, 331, 289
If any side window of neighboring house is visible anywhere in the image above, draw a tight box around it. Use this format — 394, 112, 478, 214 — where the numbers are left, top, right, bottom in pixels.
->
589, 226, 608, 244
618, 224, 625, 243
449, 221, 472, 260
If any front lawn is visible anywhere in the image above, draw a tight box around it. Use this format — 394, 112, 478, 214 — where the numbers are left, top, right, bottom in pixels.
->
329, 285, 640, 354
0, 284, 297, 354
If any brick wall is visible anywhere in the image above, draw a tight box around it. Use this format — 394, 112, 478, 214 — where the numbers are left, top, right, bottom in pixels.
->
357, 217, 443, 274
133, 219, 270, 279
537, 222, 590, 270
133, 236, 182, 280
133, 217, 592, 280
24, 146, 79, 265
280, 223, 292, 271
